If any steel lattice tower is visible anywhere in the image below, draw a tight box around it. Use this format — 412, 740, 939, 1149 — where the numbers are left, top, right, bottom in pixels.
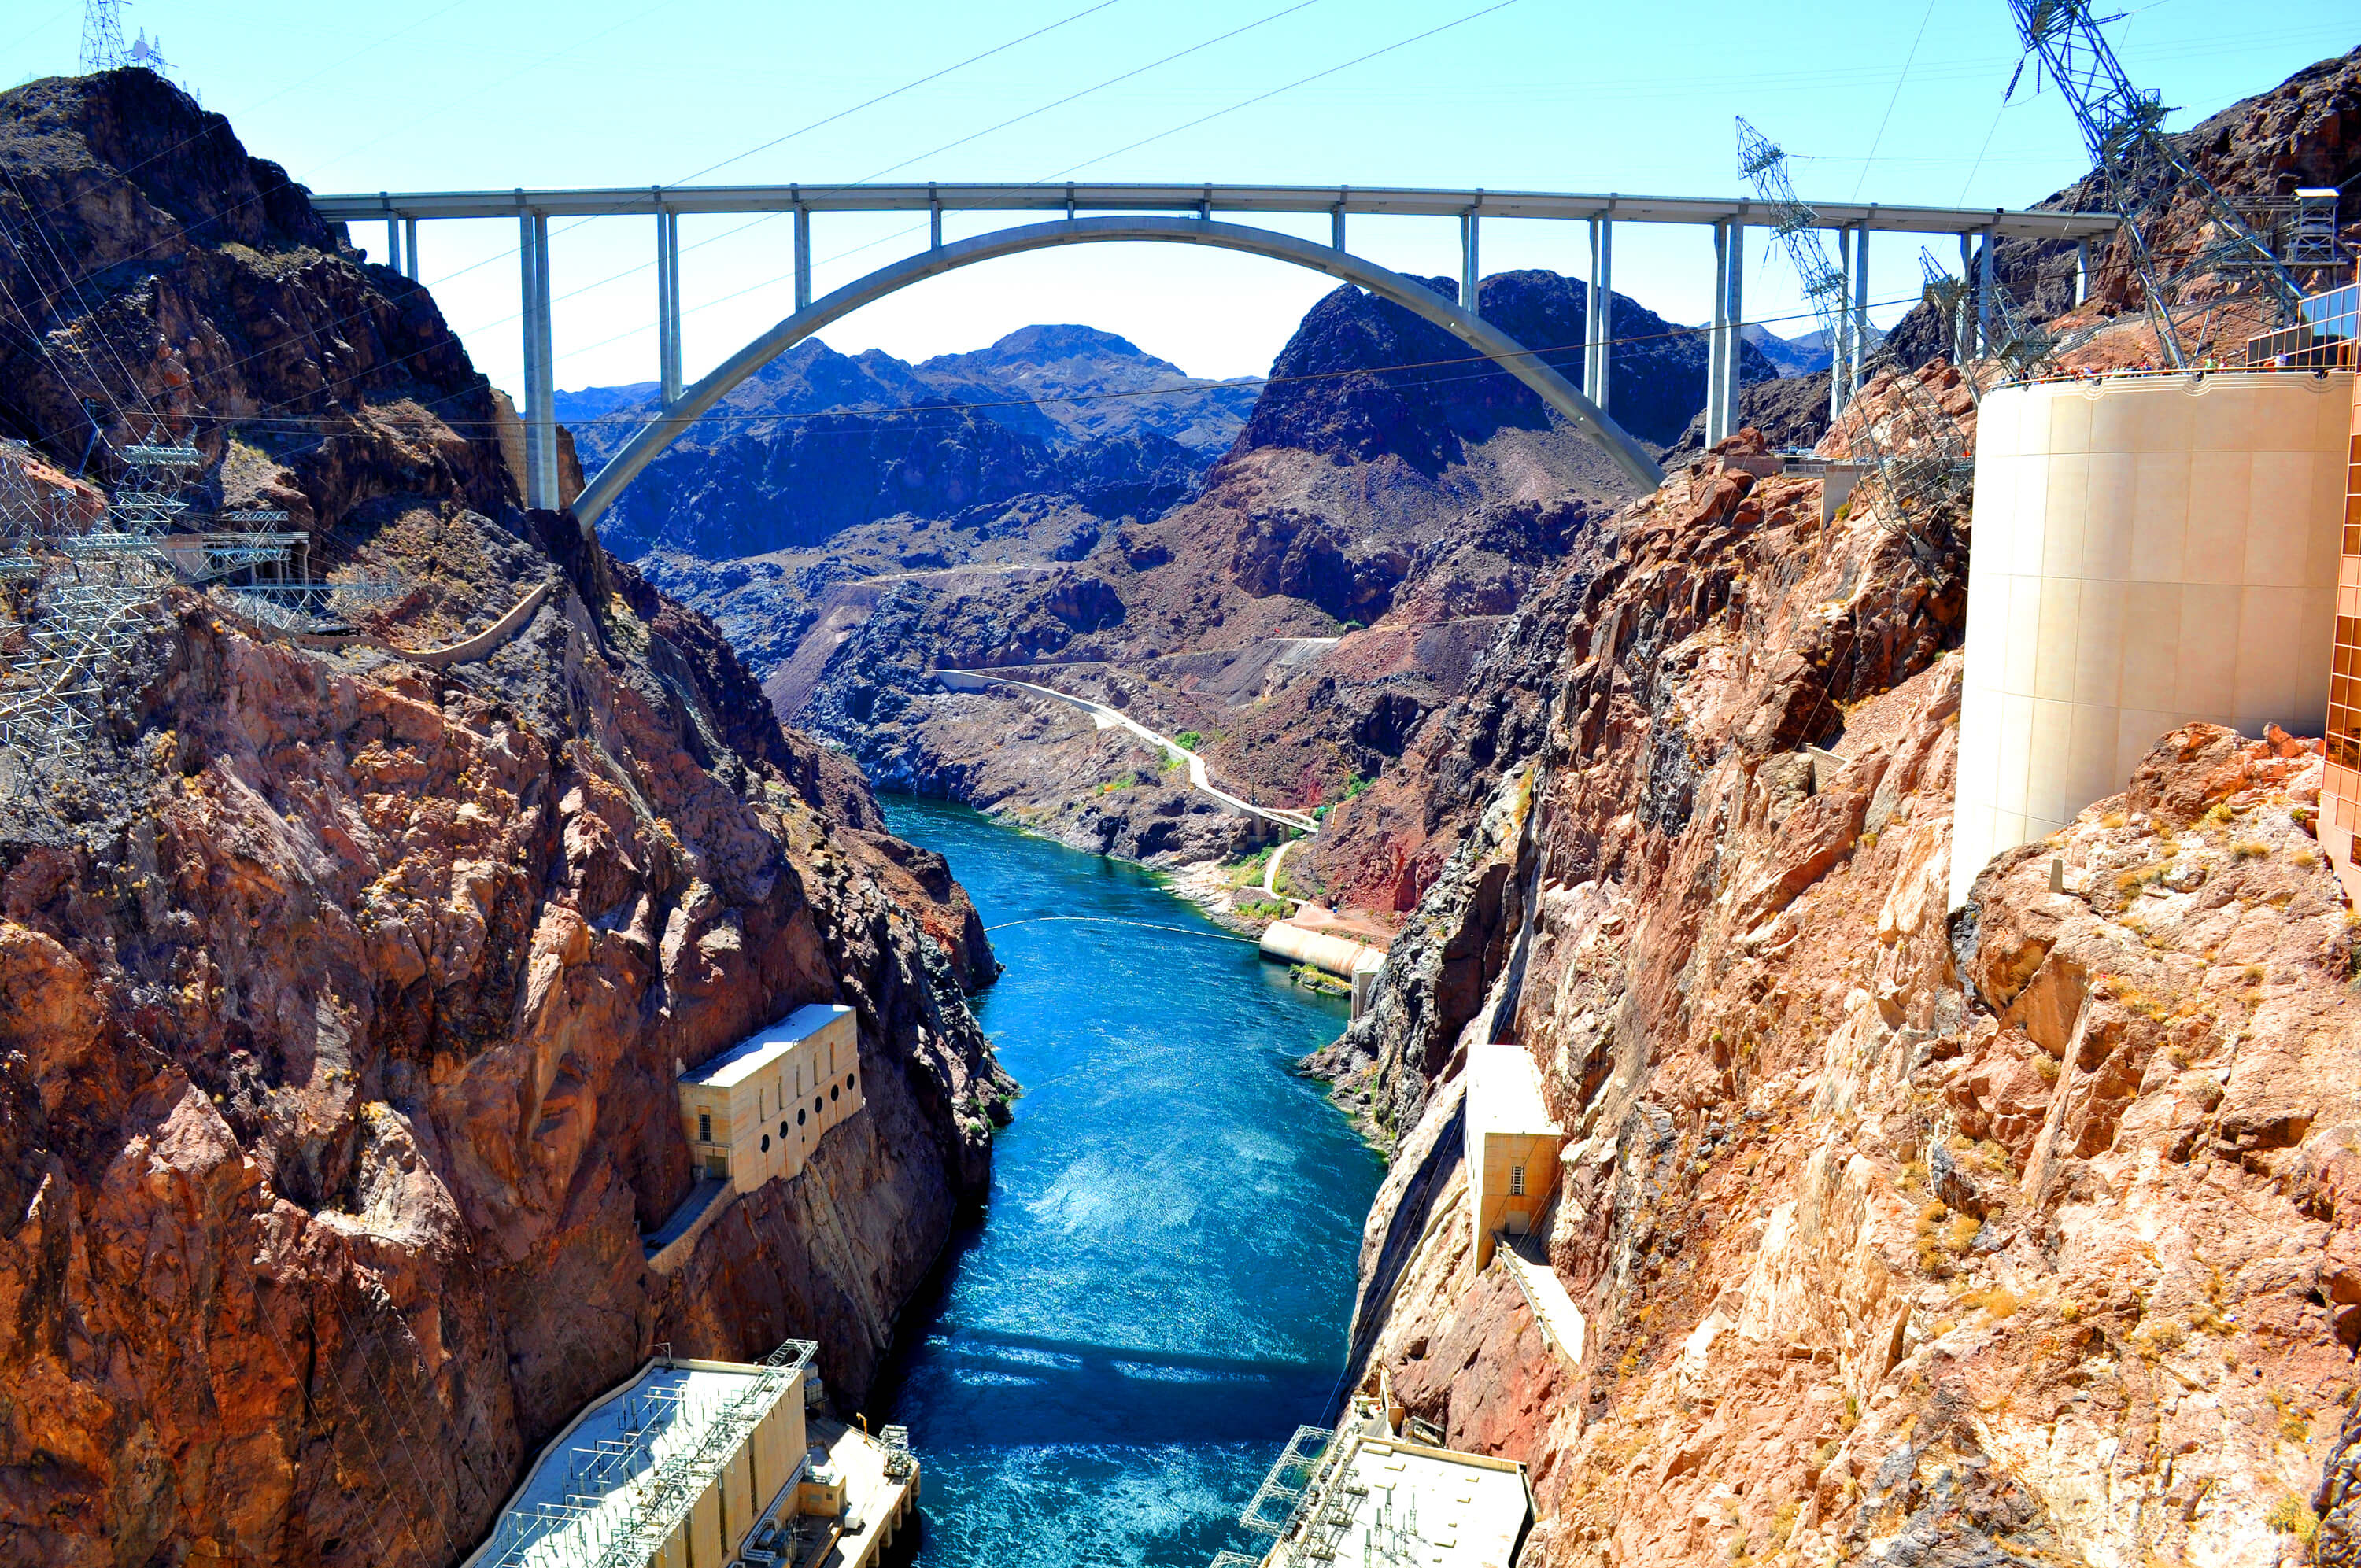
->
79, 0, 127, 73
1734, 118, 1970, 543
2004, 0, 2300, 365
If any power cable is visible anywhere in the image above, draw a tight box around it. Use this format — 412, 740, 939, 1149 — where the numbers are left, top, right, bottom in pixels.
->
404, 0, 1141, 301
671, 0, 1132, 186
1048, 0, 1522, 178
1849, 0, 1940, 201
849, 0, 1328, 189
438, 0, 1339, 351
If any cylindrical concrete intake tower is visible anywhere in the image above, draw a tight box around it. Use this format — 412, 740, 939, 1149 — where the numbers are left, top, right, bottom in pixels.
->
1950, 371, 2354, 909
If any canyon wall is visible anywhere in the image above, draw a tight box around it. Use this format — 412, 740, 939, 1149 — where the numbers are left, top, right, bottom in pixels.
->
1324, 368, 2361, 1563
0, 71, 1005, 1568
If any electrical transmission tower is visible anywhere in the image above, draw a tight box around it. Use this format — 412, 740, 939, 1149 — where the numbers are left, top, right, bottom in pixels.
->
2003, 0, 2302, 366
0, 437, 396, 760
80, 0, 127, 73
1734, 118, 1970, 541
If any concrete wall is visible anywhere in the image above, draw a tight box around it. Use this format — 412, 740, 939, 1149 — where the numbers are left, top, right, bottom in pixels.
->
1951, 372, 2352, 908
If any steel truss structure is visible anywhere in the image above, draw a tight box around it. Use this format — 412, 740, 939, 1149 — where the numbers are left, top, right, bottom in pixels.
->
2004, 0, 2304, 365
0, 438, 352, 758
1734, 121, 1971, 540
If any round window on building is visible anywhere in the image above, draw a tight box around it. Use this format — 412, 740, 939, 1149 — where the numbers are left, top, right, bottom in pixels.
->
797, 1109, 806, 1126
780, 1121, 789, 1140
815, 1098, 822, 1116
846, 1072, 856, 1090
830, 1085, 840, 1102
760, 1134, 770, 1153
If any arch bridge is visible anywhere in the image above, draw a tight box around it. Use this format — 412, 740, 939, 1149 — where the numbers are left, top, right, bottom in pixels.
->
310, 182, 2116, 518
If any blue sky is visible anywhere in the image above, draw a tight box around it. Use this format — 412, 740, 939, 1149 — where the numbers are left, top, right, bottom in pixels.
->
6, 1, 2354, 397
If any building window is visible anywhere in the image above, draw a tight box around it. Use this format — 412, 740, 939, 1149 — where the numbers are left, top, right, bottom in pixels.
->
698, 1112, 711, 1143
815, 1098, 822, 1116
761, 1134, 770, 1153
1509, 1164, 1525, 1197
830, 1085, 840, 1103
798, 1109, 806, 1126
846, 1073, 856, 1091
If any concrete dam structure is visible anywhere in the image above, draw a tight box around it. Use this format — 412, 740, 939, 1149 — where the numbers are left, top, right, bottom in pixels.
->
1951, 368, 2355, 906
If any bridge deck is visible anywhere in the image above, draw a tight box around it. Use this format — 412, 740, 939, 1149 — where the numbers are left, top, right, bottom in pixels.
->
312, 180, 2116, 239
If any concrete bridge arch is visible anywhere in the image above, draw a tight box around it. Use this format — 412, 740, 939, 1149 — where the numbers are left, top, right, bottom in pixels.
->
571, 213, 1666, 526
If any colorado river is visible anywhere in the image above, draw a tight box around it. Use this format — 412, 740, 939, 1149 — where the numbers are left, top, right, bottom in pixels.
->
873, 797, 1383, 1568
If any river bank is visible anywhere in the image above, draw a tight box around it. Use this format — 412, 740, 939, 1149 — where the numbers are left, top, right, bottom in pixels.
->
868, 795, 1382, 1568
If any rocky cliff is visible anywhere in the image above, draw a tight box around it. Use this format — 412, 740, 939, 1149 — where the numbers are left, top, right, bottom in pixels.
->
1310, 347, 2361, 1562
0, 70, 1006, 1568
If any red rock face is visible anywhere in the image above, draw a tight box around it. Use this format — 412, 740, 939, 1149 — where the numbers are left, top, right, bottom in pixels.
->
1330, 386, 2361, 1563
0, 72, 1008, 1568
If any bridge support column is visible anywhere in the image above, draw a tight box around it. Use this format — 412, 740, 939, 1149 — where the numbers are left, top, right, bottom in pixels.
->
2075, 237, 2091, 305
519, 205, 556, 511
1585, 217, 1613, 414
1460, 210, 1480, 316
403, 218, 419, 282
1976, 227, 1995, 360
929, 186, 943, 250
1831, 227, 1854, 423
656, 203, 682, 408
1707, 223, 1743, 446
383, 208, 400, 274
1850, 223, 1869, 404
1958, 232, 1977, 362
794, 206, 812, 311
1332, 198, 1346, 252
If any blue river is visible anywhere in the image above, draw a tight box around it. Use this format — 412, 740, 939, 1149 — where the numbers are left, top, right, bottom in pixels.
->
871, 796, 1382, 1568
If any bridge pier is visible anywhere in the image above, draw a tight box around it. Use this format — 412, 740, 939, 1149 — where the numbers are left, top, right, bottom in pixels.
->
519, 202, 556, 510
656, 201, 682, 408
1706, 221, 1744, 446
794, 205, 812, 311
403, 217, 418, 282
1976, 227, 1995, 358
1584, 216, 1613, 414
1958, 232, 1977, 363
1850, 223, 1869, 405
1460, 208, 1480, 317
2075, 237, 2091, 305
1332, 194, 1346, 253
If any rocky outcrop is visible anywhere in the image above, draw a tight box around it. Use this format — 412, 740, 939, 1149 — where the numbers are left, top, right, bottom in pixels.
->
1321, 376, 2361, 1565
0, 72, 1007, 1568
1239, 269, 1777, 461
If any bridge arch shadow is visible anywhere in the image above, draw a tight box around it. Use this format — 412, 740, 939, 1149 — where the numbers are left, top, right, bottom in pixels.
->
573, 214, 1666, 525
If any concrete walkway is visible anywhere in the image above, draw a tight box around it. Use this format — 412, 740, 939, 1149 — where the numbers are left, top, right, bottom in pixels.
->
937, 669, 1318, 836
1498, 1232, 1587, 1371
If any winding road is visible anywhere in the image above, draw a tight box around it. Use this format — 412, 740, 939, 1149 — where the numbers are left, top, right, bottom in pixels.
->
936, 668, 1319, 837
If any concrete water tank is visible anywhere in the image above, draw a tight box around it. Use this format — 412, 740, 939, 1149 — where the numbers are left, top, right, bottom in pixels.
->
1950, 371, 2353, 908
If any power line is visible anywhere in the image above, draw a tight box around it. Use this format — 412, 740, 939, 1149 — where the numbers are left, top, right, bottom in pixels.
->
671, 0, 1132, 186
1849, 0, 1939, 201
1048, 0, 1522, 178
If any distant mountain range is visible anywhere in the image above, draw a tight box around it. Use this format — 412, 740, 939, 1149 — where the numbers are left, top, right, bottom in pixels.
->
556, 324, 1259, 470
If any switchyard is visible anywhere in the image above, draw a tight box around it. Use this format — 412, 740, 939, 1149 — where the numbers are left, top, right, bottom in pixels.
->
464, 1341, 919, 1568
1214, 1378, 1532, 1568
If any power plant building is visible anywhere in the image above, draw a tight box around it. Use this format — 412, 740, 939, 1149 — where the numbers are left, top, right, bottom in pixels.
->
678, 1004, 863, 1188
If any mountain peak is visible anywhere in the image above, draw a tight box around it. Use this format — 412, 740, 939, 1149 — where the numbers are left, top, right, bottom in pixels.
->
925, 323, 1178, 376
